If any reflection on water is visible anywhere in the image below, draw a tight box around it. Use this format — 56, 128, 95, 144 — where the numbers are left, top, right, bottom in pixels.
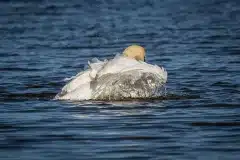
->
71, 101, 166, 119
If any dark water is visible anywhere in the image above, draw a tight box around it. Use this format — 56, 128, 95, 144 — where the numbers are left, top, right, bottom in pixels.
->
1, 0, 240, 159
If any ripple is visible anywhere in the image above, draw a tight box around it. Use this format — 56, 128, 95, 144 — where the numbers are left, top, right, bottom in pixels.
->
1, 0, 240, 159
0, 67, 39, 72
1, 92, 57, 101
191, 121, 240, 126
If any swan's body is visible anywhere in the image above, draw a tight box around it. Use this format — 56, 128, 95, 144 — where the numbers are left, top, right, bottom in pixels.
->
55, 45, 167, 101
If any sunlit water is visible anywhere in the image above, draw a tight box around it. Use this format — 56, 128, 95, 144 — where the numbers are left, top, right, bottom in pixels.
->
1, 0, 240, 159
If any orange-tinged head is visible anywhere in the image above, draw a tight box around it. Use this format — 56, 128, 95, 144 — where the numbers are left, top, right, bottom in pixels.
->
123, 45, 145, 61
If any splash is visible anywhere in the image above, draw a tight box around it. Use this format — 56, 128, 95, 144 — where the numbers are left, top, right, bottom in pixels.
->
90, 70, 167, 101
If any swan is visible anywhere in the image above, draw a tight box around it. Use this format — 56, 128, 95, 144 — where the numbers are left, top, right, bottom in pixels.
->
55, 45, 167, 101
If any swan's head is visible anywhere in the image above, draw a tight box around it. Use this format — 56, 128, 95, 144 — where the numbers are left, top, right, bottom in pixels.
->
123, 45, 145, 61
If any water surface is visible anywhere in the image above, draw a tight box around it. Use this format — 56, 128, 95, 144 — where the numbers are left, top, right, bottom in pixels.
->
1, 0, 240, 159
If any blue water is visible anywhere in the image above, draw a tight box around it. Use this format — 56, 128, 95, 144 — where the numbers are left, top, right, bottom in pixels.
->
1, 0, 240, 159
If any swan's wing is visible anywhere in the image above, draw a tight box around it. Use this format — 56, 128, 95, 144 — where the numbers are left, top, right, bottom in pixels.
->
119, 63, 168, 83
55, 58, 107, 99
55, 82, 92, 100
55, 70, 92, 99
96, 56, 140, 77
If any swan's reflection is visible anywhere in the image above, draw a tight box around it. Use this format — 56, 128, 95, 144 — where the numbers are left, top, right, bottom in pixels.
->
68, 100, 166, 120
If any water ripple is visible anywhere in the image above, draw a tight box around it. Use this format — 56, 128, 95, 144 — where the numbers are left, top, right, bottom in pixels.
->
1, 0, 240, 159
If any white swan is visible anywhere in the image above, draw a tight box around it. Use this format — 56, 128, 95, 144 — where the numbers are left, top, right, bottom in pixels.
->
55, 45, 167, 101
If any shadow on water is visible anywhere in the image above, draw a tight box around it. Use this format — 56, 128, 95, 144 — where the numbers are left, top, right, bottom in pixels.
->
0, 92, 57, 102
191, 121, 240, 127
0, 91, 200, 102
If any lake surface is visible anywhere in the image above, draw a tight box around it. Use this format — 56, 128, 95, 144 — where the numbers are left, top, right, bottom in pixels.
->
1, 0, 240, 159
